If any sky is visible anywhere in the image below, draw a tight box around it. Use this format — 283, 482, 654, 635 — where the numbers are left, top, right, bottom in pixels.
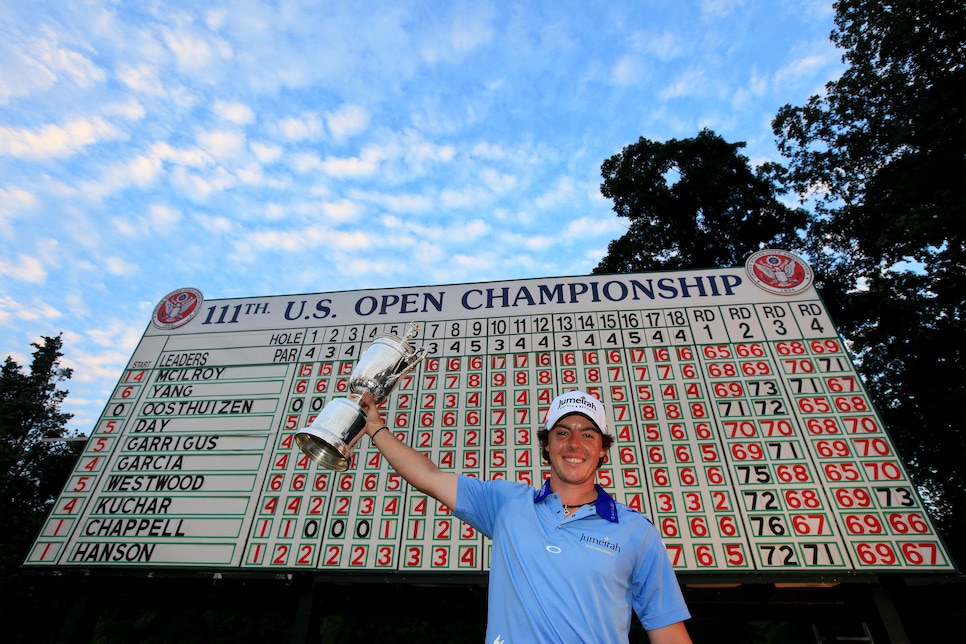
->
0, 0, 844, 434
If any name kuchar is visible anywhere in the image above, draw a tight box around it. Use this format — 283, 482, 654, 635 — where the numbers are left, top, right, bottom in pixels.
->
94, 496, 172, 514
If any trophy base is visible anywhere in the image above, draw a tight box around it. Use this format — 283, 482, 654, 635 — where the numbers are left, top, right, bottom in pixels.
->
295, 398, 368, 472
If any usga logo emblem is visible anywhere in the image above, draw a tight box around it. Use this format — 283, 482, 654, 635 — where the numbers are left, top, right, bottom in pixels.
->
745, 250, 813, 295
152, 288, 203, 329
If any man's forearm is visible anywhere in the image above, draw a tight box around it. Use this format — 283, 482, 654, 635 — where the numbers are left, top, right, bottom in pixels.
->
362, 394, 458, 509
371, 427, 458, 508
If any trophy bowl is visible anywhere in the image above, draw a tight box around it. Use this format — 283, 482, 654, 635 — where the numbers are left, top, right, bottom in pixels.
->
296, 324, 425, 471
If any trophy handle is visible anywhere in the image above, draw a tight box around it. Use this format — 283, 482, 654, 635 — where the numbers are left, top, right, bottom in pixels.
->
381, 346, 427, 392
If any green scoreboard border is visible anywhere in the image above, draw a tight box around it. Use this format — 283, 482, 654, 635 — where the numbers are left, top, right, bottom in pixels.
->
26, 255, 957, 575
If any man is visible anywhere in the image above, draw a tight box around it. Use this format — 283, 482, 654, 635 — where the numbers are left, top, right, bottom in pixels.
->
361, 389, 692, 643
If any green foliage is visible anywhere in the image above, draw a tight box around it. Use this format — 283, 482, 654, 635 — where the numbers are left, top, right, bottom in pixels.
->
0, 335, 82, 643
595, 128, 807, 274
0, 335, 81, 575
772, 0, 966, 562
597, 0, 965, 566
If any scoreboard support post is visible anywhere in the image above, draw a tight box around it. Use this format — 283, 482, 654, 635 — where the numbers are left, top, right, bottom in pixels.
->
872, 584, 910, 644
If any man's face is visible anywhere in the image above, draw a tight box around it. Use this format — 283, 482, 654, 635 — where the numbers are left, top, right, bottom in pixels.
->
546, 413, 605, 487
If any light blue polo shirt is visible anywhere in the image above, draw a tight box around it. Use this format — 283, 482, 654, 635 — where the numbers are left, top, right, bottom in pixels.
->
454, 476, 690, 644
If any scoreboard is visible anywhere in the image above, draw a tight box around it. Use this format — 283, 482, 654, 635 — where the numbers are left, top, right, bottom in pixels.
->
26, 252, 955, 574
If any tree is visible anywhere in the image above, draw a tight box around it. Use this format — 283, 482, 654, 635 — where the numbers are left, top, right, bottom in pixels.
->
0, 335, 80, 574
594, 128, 807, 274
772, 0, 966, 563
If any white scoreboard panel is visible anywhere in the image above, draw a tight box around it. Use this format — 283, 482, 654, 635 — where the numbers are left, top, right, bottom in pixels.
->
26, 259, 956, 574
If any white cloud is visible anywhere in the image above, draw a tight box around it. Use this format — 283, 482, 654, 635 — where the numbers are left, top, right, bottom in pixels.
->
148, 204, 183, 231
399, 132, 456, 166
197, 129, 246, 159
278, 114, 324, 141
461, 219, 491, 239
326, 105, 369, 141
163, 28, 217, 70
289, 153, 324, 173
732, 66, 770, 110
170, 165, 237, 200
0, 36, 104, 103
632, 30, 685, 61
152, 141, 213, 167
126, 154, 165, 187
470, 141, 540, 165
319, 150, 384, 178
0, 253, 48, 283
81, 151, 164, 200
420, 10, 495, 64
701, 0, 749, 18
564, 216, 618, 240
240, 225, 374, 255
611, 55, 644, 86
480, 168, 517, 193
321, 199, 361, 222
0, 296, 62, 323
452, 253, 496, 271
198, 213, 234, 234
33, 37, 106, 87
251, 141, 283, 164
659, 68, 708, 100
85, 318, 144, 351
775, 51, 832, 86
534, 176, 577, 210
105, 99, 147, 120
0, 186, 39, 230
214, 100, 255, 125
205, 9, 230, 32
439, 185, 491, 209
117, 63, 165, 96
0, 46, 57, 103
0, 116, 122, 159
103, 256, 139, 276
364, 191, 435, 214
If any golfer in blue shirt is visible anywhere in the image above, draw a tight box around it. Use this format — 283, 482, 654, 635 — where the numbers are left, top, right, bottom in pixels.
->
361, 389, 692, 643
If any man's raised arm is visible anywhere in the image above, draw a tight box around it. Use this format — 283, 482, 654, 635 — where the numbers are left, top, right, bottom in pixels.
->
359, 393, 459, 510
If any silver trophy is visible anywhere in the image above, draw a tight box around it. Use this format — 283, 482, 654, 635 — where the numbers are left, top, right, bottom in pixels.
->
295, 323, 426, 471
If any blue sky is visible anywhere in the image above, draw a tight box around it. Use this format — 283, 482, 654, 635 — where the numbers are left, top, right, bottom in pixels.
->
1, 0, 843, 433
